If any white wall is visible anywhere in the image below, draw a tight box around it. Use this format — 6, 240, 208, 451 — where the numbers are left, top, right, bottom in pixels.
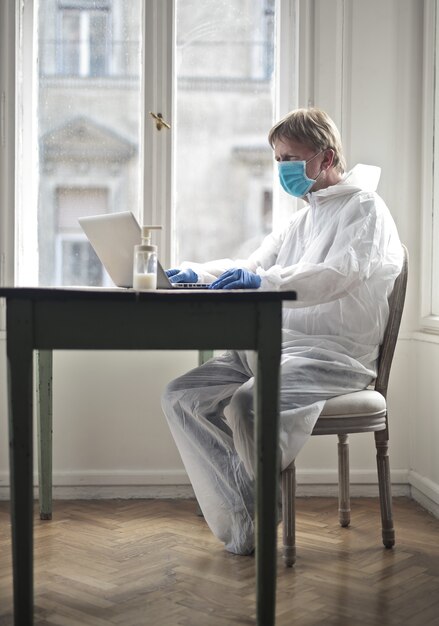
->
409, 335, 439, 511
293, 0, 418, 494
1, 0, 438, 513
0, 341, 197, 496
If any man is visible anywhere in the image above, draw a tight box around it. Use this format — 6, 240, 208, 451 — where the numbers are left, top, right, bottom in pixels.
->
161, 107, 403, 556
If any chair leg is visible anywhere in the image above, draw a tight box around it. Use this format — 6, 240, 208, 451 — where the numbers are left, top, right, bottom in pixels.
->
375, 430, 395, 548
281, 460, 296, 567
337, 434, 350, 527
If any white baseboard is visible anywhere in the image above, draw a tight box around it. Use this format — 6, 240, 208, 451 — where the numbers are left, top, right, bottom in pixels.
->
408, 470, 439, 517
0, 469, 436, 513
295, 468, 409, 484
0, 468, 412, 500
295, 468, 410, 497
0, 469, 193, 500
44, 469, 192, 486
43, 485, 196, 500
295, 484, 410, 497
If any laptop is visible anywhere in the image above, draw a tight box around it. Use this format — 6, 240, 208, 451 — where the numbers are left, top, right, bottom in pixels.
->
78, 211, 210, 289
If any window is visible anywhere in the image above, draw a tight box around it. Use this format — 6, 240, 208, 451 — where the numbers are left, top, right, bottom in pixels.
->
174, 0, 277, 263
176, 0, 275, 82
40, 0, 139, 79
57, 3, 111, 77
54, 187, 110, 286
34, 0, 141, 286
4, 0, 298, 291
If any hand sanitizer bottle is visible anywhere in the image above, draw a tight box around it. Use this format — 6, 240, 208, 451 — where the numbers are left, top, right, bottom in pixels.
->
133, 225, 162, 290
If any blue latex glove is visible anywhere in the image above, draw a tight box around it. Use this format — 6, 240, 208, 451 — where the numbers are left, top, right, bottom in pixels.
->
165, 268, 198, 284
209, 268, 261, 290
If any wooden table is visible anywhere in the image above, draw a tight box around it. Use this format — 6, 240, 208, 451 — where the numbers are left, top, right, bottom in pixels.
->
0, 287, 296, 626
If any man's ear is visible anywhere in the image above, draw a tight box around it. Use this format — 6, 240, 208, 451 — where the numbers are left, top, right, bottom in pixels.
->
322, 148, 335, 170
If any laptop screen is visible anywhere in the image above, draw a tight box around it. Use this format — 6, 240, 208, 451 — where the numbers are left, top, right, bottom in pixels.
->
79, 211, 210, 289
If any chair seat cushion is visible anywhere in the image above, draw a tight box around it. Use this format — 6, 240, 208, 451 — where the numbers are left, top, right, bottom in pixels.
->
313, 389, 387, 435
320, 389, 386, 416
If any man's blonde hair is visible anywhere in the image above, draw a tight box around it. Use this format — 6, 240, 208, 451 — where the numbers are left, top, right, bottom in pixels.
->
268, 107, 346, 173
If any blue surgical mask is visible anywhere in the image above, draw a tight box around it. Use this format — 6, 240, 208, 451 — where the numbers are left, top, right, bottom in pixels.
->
278, 152, 322, 197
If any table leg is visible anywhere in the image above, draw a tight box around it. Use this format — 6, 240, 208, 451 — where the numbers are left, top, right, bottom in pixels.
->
255, 303, 282, 626
36, 350, 53, 520
198, 349, 214, 366
6, 299, 34, 626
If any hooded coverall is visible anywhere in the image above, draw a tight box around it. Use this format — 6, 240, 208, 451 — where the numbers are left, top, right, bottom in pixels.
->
161, 164, 403, 555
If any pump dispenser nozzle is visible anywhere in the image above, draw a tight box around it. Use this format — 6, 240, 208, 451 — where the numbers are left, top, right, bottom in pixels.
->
141, 225, 162, 247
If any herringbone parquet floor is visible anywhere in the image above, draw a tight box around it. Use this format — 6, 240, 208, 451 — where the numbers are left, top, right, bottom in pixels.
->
0, 497, 438, 625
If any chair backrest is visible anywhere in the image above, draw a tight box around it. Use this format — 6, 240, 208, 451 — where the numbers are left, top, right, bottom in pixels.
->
374, 244, 408, 398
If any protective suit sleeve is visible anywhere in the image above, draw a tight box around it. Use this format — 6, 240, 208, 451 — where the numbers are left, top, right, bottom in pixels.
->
179, 192, 401, 301
257, 193, 403, 306
179, 224, 286, 283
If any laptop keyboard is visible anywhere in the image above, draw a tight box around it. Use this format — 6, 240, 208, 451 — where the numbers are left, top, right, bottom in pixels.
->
176, 283, 211, 289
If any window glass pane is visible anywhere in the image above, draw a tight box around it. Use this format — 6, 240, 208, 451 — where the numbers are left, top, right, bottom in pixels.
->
58, 9, 110, 77
60, 238, 104, 286
60, 11, 81, 75
174, 0, 276, 263
89, 11, 110, 76
35, 0, 141, 286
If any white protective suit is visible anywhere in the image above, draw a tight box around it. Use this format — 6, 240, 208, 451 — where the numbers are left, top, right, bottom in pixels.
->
161, 164, 403, 555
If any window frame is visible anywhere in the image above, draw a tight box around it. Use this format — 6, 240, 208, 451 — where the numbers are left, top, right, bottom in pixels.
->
0, 0, 17, 331
421, 0, 439, 332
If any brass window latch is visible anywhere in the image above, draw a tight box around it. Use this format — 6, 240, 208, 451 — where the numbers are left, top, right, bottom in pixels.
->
149, 111, 171, 131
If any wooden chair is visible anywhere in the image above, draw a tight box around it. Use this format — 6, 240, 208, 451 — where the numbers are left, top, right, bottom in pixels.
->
281, 245, 409, 567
